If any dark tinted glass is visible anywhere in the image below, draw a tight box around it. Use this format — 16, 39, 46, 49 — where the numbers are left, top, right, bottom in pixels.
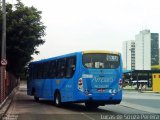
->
83, 53, 120, 69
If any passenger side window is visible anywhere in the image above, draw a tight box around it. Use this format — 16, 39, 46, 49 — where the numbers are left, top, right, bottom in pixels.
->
48, 61, 57, 78
43, 62, 49, 78
57, 59, 66, 78
40, 63, 44, 79
66, 56, 76, 78
29, 64, 33, 79
35, 64, 39, 79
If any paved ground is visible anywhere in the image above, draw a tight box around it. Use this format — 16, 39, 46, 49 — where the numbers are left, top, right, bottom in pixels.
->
121, 91, 160, 113
0, 82, 160, 120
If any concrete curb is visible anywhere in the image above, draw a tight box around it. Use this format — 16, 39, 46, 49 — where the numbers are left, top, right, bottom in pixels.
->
123, 89, 160, 94
120, 101, 160, 113
0, 86, 19, 119
141, 91, 160, 94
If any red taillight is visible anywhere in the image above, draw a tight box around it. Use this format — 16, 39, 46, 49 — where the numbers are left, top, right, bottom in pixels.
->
119, 79, 122, 85
78, 78, 83, 91
78, 79, 83, 85
119, 79, 122, 91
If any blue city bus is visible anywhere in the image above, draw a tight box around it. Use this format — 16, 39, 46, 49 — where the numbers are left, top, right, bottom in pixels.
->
27, 50, 123, 108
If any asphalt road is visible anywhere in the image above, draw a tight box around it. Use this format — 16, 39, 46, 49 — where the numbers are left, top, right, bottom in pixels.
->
121, 91, 160, 113
3, 84, 160, 120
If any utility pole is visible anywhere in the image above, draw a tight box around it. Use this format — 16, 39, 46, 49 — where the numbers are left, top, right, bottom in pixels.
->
0, 0, 7, 103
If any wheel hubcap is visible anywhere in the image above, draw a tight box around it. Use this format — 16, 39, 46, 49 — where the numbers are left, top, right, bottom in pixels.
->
56, 96, 59, 105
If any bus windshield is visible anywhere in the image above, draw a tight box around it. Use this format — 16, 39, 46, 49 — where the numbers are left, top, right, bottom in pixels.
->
83, 53, 120, 69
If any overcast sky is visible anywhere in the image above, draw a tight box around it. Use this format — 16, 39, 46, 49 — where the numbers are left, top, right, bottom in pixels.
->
8, 0, 160, 60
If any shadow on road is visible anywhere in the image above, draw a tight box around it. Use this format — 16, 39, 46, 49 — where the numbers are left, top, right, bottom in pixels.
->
38, 99, 114, 114
14, 88, 116, 115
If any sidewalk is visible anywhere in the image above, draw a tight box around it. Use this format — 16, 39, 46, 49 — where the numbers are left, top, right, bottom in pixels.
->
0, 86, 18, 119
123, 89, 160, 94
123, 88, 160, 94
142, 90, 160, 94
120, 101, 160, 113
121, 90, 160, 113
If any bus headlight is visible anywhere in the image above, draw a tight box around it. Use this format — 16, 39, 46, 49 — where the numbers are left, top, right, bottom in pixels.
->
109, 89, 112, 93
113, 89, 116, 94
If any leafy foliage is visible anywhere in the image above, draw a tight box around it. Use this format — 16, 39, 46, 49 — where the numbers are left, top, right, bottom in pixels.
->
0, 0, 45, 77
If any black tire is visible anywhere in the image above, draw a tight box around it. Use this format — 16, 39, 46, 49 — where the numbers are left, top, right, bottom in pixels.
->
32, 89, 39, 102
34, 95, 39, 102
54, 92, 61, 107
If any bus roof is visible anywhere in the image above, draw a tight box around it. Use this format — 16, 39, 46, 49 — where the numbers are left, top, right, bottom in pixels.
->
82, 50, 120, 55
31, 52, 78, 64
30, 50, 120, 64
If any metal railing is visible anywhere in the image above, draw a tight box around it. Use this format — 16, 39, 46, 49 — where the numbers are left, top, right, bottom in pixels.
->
0, 71, 19, 104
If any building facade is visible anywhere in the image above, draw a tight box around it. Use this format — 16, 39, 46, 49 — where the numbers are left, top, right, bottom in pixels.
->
123, 40, 135, 70
159, 49, 160, 65
135, 30, 159, 70
151, 33, 159, 66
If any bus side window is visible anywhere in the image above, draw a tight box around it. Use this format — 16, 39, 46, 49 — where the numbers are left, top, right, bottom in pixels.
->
48, 62, 52, 78
56, 60, 61, 78
66, 56, 76, 78
48, 61, 56, 78
57, 59, 66, 78
43, 62, 49, 78
34, 64, 38, 79
40, 63, 44, 79
37, 64, 40, 78
37, 64, 41, 79
28, 64, 33, 80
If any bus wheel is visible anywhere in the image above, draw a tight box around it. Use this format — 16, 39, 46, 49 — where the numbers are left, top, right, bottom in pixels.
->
34, 96, 39, 101
34, 93, 39, 102
85, 102, 99, 109
32, 88, 39, 102
54, 92, 61, 107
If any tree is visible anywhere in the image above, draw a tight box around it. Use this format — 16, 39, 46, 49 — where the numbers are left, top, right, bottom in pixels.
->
0, 0, 46, 77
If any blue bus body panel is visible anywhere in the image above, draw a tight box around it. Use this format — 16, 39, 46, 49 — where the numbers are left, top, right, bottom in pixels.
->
27, 51, 122, 104
71, 52, 122, 103
72, 69, 122, 103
